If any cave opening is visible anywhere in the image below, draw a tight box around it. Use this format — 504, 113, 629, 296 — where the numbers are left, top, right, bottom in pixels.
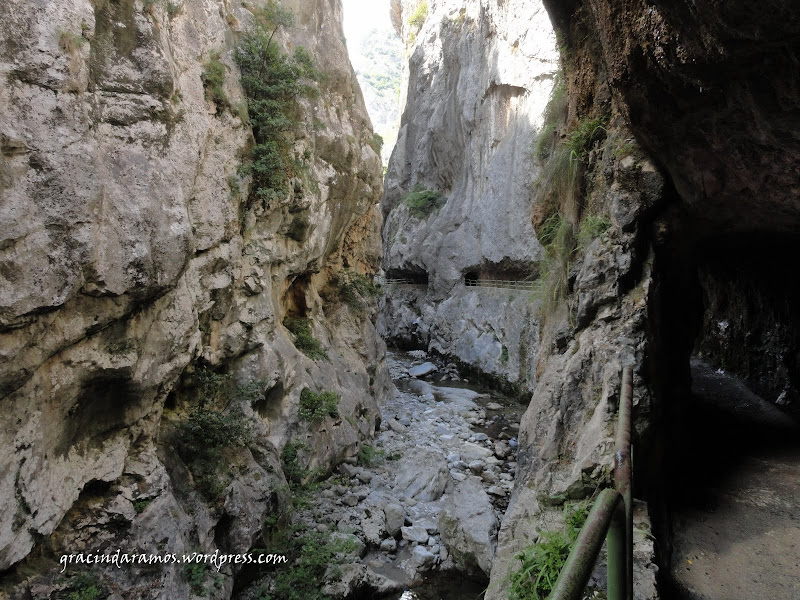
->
463, 262, 538, 287
651, 228, 800, 600
384, 268, 429, 285
282, 273, 311, 319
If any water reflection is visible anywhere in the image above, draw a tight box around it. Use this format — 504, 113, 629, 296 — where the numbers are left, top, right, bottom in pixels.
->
389, 572, 487, 600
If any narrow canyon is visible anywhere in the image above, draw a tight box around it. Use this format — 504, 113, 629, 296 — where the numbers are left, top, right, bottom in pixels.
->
1, 1, 798, 599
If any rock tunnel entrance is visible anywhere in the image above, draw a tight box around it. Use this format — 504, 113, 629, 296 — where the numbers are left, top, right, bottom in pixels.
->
652, 230, 800, 600
384, 268, 429, 286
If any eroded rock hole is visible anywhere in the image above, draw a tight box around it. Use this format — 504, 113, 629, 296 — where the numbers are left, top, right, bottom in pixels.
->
282, 273, 311, 318
54, 370, 139, 457
253, 381, 285, 420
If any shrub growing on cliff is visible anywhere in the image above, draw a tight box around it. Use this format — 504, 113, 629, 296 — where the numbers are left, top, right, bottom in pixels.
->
368, 133, 384, 155
283, 317, 328, 360
235, 3, 320, 201
201, 51, 228, 111
67, 574, 102, 600
331, 270, 381, 311
58, 30, 88, 55
403, 185, 445, 218
258, 524, 356, 600
175, 408, 251, 501
357, 443, 385, 467
298, 388, 340, 422
408, 1, 428, 30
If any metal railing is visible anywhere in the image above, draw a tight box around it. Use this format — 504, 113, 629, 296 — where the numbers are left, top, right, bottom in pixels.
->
464, 278, 538, 291
550, 365, 634, 600
380, 278, 428, 287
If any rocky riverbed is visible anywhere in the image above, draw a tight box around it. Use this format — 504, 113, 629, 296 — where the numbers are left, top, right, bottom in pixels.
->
272, 350, 524, 598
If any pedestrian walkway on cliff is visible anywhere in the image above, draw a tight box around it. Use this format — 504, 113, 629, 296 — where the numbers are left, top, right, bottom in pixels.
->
665, 360, 800, 600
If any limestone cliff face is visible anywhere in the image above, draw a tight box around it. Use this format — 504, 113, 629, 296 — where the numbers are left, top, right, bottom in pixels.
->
0, 0, 388, 595
378, 0, 558, 390
488, 1, 800, 598
379, 3, 663, 593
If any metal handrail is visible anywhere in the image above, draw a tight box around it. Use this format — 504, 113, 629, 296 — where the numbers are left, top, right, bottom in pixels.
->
550, 365, 634, 600
464, 278, 538, 291
380, 278, 427, 286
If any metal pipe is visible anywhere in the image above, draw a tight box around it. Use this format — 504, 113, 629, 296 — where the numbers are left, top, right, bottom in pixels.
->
606, 497, 628, 600
615, 365, 634, 600
549, 489, 625, 600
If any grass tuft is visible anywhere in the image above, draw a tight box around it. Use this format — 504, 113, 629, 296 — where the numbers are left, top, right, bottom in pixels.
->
508, 502, 589, 600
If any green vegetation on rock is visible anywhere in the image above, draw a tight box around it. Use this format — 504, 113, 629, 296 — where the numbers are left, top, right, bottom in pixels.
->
508, 502, 589, 600
283, 317, 328, 360
235, 2, 320, 202
175, 407, 252, 501
67, 574, 102, 600
330, 269, 381, 312
403, 185, 445, 218
201, 50, 228, 112
171, 367, 253, 501
532, 69, 612, 317
578, 212, 611, 247
298, 388, 340, 422
409, 1, 429, 30
532, 211, 575, 315
368, 133, 384, 155
357, 443, 385, 467
258, 524, 357, 600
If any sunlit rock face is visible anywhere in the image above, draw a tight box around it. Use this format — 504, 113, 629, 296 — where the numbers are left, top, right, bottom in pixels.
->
380, 0, 559, 389
0, 0, 388, 593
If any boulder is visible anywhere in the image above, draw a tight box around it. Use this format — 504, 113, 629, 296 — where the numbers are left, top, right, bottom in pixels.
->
383, 502, 406, 536
410, 545, 436, 570
439, 478, 498, 575
362, 508, 386, 546
460, 442, 493, 461
401, 525, 429, 543
393, 448, 449, 502
408, 362, 438, 377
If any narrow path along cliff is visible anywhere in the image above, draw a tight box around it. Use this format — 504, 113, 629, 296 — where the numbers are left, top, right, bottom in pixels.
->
665, 361, 800, 600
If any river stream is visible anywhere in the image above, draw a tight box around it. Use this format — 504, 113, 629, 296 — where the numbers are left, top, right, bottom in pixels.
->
289, 350, 524, 599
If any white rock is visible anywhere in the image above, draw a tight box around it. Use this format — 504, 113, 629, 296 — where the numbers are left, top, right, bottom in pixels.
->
401, 525, 430, 543
383, 502, 406, 536
439, 478, 498, 576
408, 362, 438, 377
393, 448, 449, 502
410, 545, 436, 570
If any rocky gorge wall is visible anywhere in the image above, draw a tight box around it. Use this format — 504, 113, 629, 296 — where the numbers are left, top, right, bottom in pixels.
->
487, 0, 800, 598
378, 0, 559, 392
379, 1, 664, 596
0, 0, 389, 596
